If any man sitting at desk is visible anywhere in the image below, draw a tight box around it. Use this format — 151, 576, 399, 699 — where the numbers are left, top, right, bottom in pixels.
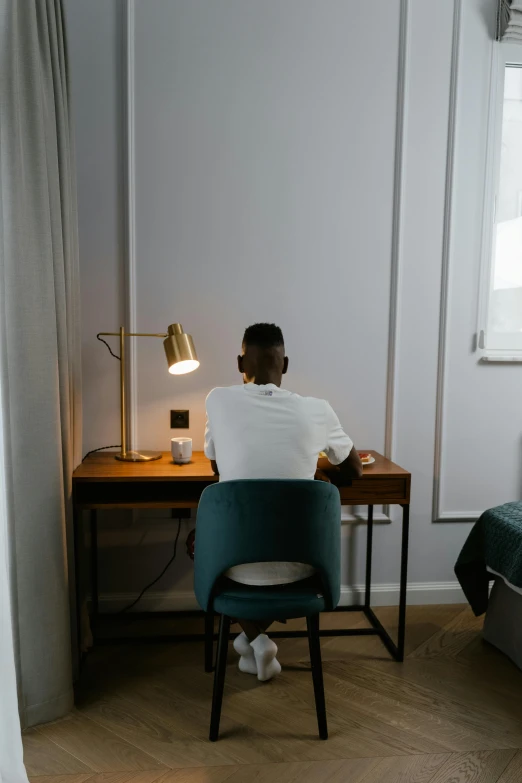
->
204, 323, 362, 681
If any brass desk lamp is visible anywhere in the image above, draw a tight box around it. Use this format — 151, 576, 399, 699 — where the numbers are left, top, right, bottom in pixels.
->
98, 323, 199, 462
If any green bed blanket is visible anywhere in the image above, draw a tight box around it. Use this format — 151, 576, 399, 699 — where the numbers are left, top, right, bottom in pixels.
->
455, 501, 522, 616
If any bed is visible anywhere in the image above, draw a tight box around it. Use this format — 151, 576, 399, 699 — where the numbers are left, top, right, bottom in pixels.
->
455, 501, 522, 669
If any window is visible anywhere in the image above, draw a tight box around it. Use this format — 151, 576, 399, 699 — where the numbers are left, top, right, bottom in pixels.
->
479, 46, 522, 358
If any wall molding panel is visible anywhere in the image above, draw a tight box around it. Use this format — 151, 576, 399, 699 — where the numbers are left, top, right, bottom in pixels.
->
437, 511, 481, 522
123, 0, 472, 527
432, 0, 464, 523
385, 0, 410, 465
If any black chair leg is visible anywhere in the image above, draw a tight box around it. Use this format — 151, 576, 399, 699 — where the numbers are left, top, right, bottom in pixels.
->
204, 611, 214, 672
307, 613, 328, 740
209, 614, 230, 741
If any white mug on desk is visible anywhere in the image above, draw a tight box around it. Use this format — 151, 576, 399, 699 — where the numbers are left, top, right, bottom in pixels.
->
171, 437, 192, 464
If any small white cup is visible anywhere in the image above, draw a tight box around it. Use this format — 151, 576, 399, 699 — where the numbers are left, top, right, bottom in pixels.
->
171, 437, 192, 464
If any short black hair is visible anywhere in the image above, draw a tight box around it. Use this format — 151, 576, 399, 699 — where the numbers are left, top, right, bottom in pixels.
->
243, 323, 284, 349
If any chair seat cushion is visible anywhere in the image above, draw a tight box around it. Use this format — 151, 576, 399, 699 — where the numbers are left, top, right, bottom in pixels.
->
212, 577, 328, 620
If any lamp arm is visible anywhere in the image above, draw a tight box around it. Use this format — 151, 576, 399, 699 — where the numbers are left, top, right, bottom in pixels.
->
97, 332, 168, 338
97, 328, 168, 457
96, 324, 197, 462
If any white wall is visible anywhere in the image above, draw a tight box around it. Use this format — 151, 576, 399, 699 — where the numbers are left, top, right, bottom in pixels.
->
66, 0, 125, 454
133, 0, 399, 454
439, 0, 522, 518
66, 0, 514, 610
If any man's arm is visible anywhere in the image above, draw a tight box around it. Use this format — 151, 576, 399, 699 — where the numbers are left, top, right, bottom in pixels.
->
338, 446, 363, 482
316, 446, 363, 485
204, 403, 218, 475
320, 402, 362, 485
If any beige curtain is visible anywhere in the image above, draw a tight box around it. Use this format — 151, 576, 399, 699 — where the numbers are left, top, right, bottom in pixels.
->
0, 0, 82, 727
498, 0, 522, 41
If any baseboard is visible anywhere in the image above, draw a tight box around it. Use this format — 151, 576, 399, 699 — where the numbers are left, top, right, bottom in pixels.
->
339, 581, 465, 606
97, 581, 465, 613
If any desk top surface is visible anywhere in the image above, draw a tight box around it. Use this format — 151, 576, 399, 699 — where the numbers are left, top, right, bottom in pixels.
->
73, 450, 410, 483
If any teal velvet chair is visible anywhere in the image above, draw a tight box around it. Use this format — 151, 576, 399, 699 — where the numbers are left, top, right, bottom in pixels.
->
194, 479, 341, 741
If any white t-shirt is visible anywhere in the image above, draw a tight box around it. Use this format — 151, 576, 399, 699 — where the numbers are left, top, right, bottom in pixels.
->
204, 383, 353, 586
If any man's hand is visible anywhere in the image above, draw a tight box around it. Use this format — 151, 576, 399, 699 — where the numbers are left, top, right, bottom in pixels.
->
316, 447, 363, 486
338, 446, 364, 482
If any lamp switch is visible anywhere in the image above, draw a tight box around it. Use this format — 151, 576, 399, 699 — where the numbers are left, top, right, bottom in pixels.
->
171, 410, 189, 429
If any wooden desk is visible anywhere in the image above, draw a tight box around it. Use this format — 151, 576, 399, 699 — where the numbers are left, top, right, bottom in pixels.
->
73, 450, 411, 661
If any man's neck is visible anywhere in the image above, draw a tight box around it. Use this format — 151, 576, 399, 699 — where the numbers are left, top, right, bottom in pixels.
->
244, 375, 282, 387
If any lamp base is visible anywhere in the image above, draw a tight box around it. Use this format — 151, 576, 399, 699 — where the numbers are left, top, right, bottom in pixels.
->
115, 450, 162, 462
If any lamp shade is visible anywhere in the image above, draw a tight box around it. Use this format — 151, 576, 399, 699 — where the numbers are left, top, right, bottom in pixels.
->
163, 323, 199, 375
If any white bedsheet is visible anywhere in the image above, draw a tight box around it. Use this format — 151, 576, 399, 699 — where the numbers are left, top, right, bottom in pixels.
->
487, 565, 522, 596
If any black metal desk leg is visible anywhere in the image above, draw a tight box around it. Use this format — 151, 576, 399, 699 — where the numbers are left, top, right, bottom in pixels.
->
90, 510, 99, 621
397, 504, 410, 661
364, 505, 374, 608
73, 505, 82, 666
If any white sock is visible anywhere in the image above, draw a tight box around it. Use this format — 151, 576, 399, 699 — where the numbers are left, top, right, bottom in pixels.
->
251, 634, 282, 682
233, 632, 257, 675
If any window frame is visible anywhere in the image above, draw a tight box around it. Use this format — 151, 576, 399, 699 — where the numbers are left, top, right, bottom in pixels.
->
477, 43, 522, 362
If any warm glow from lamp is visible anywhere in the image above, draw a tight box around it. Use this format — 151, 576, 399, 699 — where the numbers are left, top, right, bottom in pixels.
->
169, 359, 200, 375
163, 323, 199, 374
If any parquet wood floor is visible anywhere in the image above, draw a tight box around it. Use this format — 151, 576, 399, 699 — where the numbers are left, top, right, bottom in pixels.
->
24, 606, 522, 783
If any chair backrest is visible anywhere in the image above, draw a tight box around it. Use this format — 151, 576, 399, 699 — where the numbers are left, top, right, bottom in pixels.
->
194, 479, 341, 612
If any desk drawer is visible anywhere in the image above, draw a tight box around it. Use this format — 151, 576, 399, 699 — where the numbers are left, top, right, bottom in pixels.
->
74, 477, 410, 509
74, 480, 214, 509
340, 478, 409, 505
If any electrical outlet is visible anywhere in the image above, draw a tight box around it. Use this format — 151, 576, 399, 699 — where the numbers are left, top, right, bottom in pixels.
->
170, 409, 189, 429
